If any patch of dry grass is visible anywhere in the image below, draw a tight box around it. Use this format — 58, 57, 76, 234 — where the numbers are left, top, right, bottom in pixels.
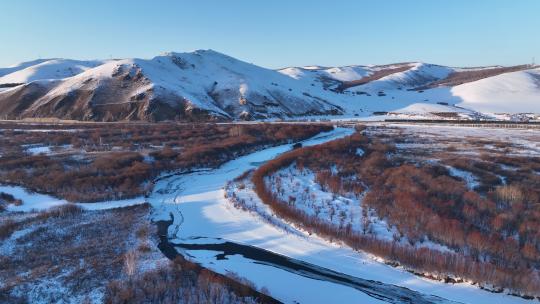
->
0, 204, 156, 303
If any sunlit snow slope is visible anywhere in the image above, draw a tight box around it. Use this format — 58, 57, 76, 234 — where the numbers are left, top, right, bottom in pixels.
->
452, 68, 540, 113
0, 59, 107, 85
0, 50, 538, 121
0, 50, 341, 121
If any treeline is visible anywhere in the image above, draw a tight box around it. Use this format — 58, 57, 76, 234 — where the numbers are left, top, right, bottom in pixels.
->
251, 130, 540, 297
0, 123, 332, 202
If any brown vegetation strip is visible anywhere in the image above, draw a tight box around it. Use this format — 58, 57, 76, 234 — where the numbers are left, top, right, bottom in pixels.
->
336, 65, 412, 91
415, 65, 533, 90
0, 123, 332, 202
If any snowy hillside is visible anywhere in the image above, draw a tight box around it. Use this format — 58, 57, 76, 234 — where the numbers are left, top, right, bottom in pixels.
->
0, 59, 52, 78
280, 61, 539, 117
279, 65, 371, 82
350, 63, 454, 91
0, 50, 341, 121
0, 50, 538, 121
384, 102, 485, 120
279, 65, 371, 89
279, 62, 453, 91
143, 50, 341, 118
0, 59, 107, 85
452, 68, 540, 113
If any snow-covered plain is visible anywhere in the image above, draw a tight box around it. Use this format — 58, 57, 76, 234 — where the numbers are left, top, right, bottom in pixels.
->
381, 123, 540, 157
148, 127, 532, 304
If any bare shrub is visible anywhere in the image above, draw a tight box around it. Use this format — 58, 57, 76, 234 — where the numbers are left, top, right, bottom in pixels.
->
494, 185, 524, 206
135, 225, 149, 239
38, 204, 83, 219
124, 251, 138, 277
137, 242, 151, 253
0, 192, 22, 206
0, 219, 17, 240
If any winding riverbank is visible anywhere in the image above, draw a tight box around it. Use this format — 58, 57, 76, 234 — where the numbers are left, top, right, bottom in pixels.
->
147, 127, 534, 304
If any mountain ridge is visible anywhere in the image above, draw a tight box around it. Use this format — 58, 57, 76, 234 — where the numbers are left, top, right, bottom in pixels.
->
0, 50, 538, 121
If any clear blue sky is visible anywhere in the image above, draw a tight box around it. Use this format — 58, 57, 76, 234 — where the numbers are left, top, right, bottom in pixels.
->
1, 0, 539, 68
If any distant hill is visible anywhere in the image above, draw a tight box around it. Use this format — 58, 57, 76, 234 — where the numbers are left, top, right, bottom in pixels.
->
0, 50, 538, 121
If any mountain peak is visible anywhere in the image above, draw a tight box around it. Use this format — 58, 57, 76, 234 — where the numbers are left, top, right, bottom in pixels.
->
159, 49, 229, 59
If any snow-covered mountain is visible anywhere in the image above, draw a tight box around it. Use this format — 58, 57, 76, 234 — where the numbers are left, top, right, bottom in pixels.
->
280, 61, 539, 117
278, 65, 371, 89
0, 59, 107, 85
0, 50, 341, 121
0, 50, 538, 121
278, 62, 454, 91
348, 63, 454, 92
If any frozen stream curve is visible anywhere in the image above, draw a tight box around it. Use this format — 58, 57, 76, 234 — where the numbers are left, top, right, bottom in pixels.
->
148, 127, 530, 304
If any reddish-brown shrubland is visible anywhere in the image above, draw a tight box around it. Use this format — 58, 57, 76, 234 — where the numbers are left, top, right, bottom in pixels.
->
0, 122, 332, 202
251, 127, 540, 297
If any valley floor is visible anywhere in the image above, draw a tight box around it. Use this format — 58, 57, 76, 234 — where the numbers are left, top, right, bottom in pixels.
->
149, 127, 536, 304
1, 124, 539, 303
